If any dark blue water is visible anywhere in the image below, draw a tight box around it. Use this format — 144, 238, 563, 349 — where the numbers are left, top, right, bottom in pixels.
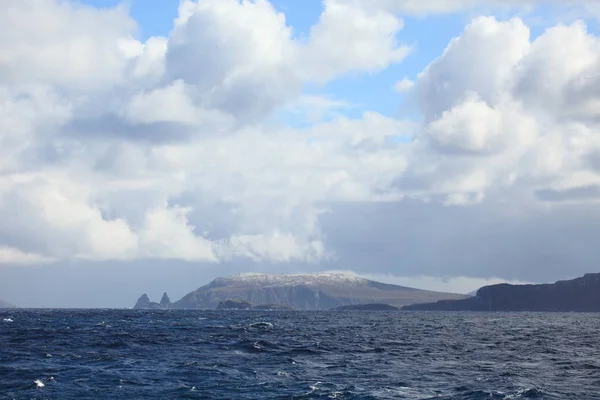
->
2, 310, 600, 399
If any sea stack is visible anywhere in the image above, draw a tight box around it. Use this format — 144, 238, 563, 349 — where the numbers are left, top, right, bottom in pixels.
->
0, 299, 16, 308
160, 292, 171, 308
133, 293, 162, 309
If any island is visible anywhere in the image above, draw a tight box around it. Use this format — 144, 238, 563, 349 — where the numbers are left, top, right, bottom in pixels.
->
402, 273, 600, 312
334, 303, 399, 311
134, 272, 467, 310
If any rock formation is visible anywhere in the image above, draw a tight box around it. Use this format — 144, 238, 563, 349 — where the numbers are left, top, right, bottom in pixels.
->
402, 273, 600, 312
134, 273, 467, 310
160, 292, 171, 308
133, 293, 165, 309
216, 299, 253, 310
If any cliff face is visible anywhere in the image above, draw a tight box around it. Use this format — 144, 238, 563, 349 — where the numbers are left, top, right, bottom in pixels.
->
135, 273, 467, 310
403, 273, 600, 312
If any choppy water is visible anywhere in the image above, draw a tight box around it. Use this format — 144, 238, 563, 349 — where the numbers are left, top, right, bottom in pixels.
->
2, 310, 600, 399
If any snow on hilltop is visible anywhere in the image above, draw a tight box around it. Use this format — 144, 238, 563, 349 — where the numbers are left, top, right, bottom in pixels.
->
212, 272, 369, 287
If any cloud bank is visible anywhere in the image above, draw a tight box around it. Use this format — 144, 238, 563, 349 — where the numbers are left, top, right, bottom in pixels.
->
0, 0, 599, 287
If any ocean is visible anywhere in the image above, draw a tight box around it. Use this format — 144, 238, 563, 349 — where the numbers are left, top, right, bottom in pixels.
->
1, 310, 600, 399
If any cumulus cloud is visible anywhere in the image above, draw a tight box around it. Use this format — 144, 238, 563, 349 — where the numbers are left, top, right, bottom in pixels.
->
0, 0, 139, 90
396, 16, 600, 208
0, 0, 417, 266
1, 0, 600, 290
301, 0, 410, 81
394, 78, 414, 93
343, 0, 600, 17
165, 0, 300, 123
0, 247, 55, 266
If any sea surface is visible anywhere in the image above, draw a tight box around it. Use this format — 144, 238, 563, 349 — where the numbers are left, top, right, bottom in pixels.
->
1, 310, 600, 399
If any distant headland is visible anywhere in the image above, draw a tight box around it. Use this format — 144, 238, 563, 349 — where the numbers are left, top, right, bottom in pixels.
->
402, 273, 600, 312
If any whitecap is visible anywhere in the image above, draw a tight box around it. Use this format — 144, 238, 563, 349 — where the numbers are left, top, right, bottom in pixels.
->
3, 318, 13, 322
249, 321, 273, 329
34, 379, 45, 388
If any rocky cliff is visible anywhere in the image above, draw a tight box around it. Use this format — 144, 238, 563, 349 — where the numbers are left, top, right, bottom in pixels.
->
402, 273, 600, 312
135, 273, 467, 310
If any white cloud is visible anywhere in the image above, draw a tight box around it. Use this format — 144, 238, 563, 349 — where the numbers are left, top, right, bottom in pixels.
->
343, 0, 600, 17
0, 247, 55, 266
422, 93, 537, 155
301, 0, 410, 82
122, 80, 235, 131
280, 94, 354, 124
138, 205, 218, 262
394, 77, 414, 93
0, 0, 138, 90
398, 16, 600, 207
217, 231, 329, 263
1, 0, 600, 289
164, 0, 300, 123
512, 21, 600, 120
124, 80, 199, 125
0, 173, 139, 260
416, 17, 531, 122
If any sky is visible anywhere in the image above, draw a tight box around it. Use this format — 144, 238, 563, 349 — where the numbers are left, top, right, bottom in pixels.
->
2, 0, 600, 307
